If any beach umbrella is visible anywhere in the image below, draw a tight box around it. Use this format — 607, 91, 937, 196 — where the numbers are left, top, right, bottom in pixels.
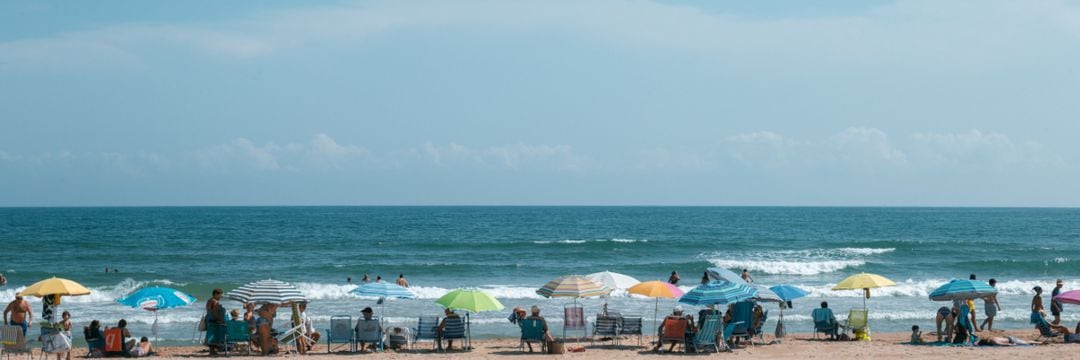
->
706, 267, 748, 284
627, 281, 684, 337
586, 271, 640, 291
18, 277, 92, 323
117, 287, 197, 340
750, 285, 783, 303
678, 281, 756, 306
435, 289, 504, 350
832, 273, 895, 309
351, 282, 416, 323
929, 279, 997, 301
536, 275, 612, 303
226, 279, 309, 353
1053, 290, 1080, 305
769, 284, 810, 302
226, 279, 307, 305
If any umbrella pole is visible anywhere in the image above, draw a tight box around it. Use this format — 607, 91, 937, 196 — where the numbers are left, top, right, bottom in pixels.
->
290, 302, 305, 355
653, 297, 660, 339
152, 310, 159, 342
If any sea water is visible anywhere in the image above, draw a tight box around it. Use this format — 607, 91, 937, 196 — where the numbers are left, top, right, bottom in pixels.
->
1, 206, 1077, 345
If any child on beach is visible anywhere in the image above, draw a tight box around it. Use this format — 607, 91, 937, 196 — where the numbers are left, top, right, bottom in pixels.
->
909, 325, 924, 344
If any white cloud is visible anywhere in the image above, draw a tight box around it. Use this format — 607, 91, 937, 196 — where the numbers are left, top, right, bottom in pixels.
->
193, 134, 369, 172
413, 142, 584, 171
722, 131, 796, 168
911, 130, 1064, 169
827, 127, 907, 165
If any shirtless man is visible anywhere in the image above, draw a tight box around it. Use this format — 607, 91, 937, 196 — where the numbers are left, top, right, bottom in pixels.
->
396, 274, 409, 288
4, 295, 32, 335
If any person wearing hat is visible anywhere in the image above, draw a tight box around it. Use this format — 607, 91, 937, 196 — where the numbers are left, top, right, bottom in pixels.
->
356, 307, 382, 352
1052, 279, 1065, 324
655, 305, 696, 352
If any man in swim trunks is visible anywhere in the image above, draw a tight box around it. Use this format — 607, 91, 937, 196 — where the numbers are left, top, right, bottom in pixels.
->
1051, 279, 1064, 324
4, 295, 32, 335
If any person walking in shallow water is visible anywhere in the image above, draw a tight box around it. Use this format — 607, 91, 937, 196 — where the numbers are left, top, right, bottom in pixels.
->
668, 271, 680, 285
396, 274, 409, 288
980, 278, 1001, 332
741, 269, 754, 283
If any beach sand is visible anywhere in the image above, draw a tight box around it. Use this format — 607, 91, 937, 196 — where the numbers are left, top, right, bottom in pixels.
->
139, 330, 1074, 359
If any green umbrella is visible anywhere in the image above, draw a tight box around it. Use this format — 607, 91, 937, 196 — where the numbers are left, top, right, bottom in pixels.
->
434, 289, 504, 350
435, 288, 505, 313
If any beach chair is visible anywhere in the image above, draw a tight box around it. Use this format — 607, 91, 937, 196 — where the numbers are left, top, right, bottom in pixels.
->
413, 316, 439, 350
83, 326, 104, 358
1034, 314, 1062, 342
591, 315, 620, 345
519, 318, 547, 353
811, 308, 838, 339
620, 316, 644, 345
719, 321, 743, 352
385, 326, 411, 350
692, 315, 722, 353
276, 323, 314, 354
102, 328, 127, 357
437, 316, 465, 352
563, 304, 586, 341
844, 309, 869, 341
39, 326, 72, 360
729, 302, 755, 346
657, 316, 689, 353
324, 315, 354, 353
753, 310, 769, 342
1, 325, 32, 360
354, 317, 383, 352
223, 320, 251, 356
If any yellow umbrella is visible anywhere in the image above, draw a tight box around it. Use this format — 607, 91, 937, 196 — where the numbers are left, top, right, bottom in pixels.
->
627, 281, 685, 337
832, 273, 895, 309
17, 277, 91, 297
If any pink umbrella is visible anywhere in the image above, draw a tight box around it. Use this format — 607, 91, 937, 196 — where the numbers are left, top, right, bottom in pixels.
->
1053, 290, 1080, 305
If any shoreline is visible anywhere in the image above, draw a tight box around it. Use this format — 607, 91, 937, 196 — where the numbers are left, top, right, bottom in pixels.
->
100, 330, 1074, 359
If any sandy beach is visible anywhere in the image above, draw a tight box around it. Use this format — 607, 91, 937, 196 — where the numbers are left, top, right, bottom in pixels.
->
131, 330, 1075, 359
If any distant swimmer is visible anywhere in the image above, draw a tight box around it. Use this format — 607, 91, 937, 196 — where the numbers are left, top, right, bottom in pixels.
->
347, 277, 352, 284
741, 269, 754, 283
396, 274, 409, 288
0, 273, 7, 286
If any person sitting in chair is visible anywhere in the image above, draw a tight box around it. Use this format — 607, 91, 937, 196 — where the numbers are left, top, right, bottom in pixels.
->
355, 307, 382, 352
437, 308, 462, 351
523, 306, 553, 352
654, 306, 695, 352
812, 302, 838, 340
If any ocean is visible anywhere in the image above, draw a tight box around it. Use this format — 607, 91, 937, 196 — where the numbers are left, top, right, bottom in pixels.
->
1, 206, 1077, 345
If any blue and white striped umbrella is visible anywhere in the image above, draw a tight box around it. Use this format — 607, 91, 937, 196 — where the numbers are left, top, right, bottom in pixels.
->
226, 279, 307, 304
679, 281, 757, 306
769, 284, 810, 302
751, 284, 784, 303
352, 282, 416, 299
929, 279, 997, 301
117, 287, 197, 310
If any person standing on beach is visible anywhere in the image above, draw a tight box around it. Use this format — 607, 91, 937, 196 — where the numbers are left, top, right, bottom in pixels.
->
4, 295, 32, 336
1051, 279, 1064, 324
1031, 286, 1045, 325
980, 278, 1001, 332
396, 274, 409, 288
668, 271, 680, 285
204, 288, 226, 356
741, 269, 754, 283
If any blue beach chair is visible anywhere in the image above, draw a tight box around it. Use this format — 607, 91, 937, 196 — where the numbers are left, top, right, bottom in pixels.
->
324, 315, 354, 353
720, 321, 743, 352
437, 316, 466, 352
812, 308, 838, 340
519, 318, 547, 353
413, 316, 439, 350
591, 315, 620, 345
692, 315, 722, 353
223, 320, 251, 356
730, 302, 755, 346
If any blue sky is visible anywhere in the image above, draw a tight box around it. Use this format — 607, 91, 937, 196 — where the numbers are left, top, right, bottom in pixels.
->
2, 0, 1078, 206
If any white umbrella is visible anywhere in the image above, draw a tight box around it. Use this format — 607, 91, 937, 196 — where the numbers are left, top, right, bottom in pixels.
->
586, 271, 640, 290
226, 279, 307, 304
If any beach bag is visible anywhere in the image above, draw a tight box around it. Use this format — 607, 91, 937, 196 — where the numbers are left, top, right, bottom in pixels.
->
198, 314, 207, 332
42, 332, 72, 353
547, 340, 564, 354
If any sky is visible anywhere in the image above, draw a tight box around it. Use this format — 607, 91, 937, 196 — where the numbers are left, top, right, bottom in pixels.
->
1, 0, 1078, 206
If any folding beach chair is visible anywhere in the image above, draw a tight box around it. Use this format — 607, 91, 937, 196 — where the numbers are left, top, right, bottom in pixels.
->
811, 308, 838, 339
518, 319, 547, 353
620, 316, 644, 345
223, 320, 251, 356
753, 310, 769, 342
657, 316, 689, 353
719, 321, 743, 352
437, 316, 465, 352
276, 323, 315, 354
354, 318, 384, 352
324, 315, 354, 353
82, 327, 104, 358
413, 316, 439, 350
1, 325, 32, 360
563, 304, 586, 341
729, 301, 755, 346
1034, 314, 1062, 342
692, 314, 722, 353
591, 315, 620, 345
844, 309, 869, 341
385, 326, 411, 350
